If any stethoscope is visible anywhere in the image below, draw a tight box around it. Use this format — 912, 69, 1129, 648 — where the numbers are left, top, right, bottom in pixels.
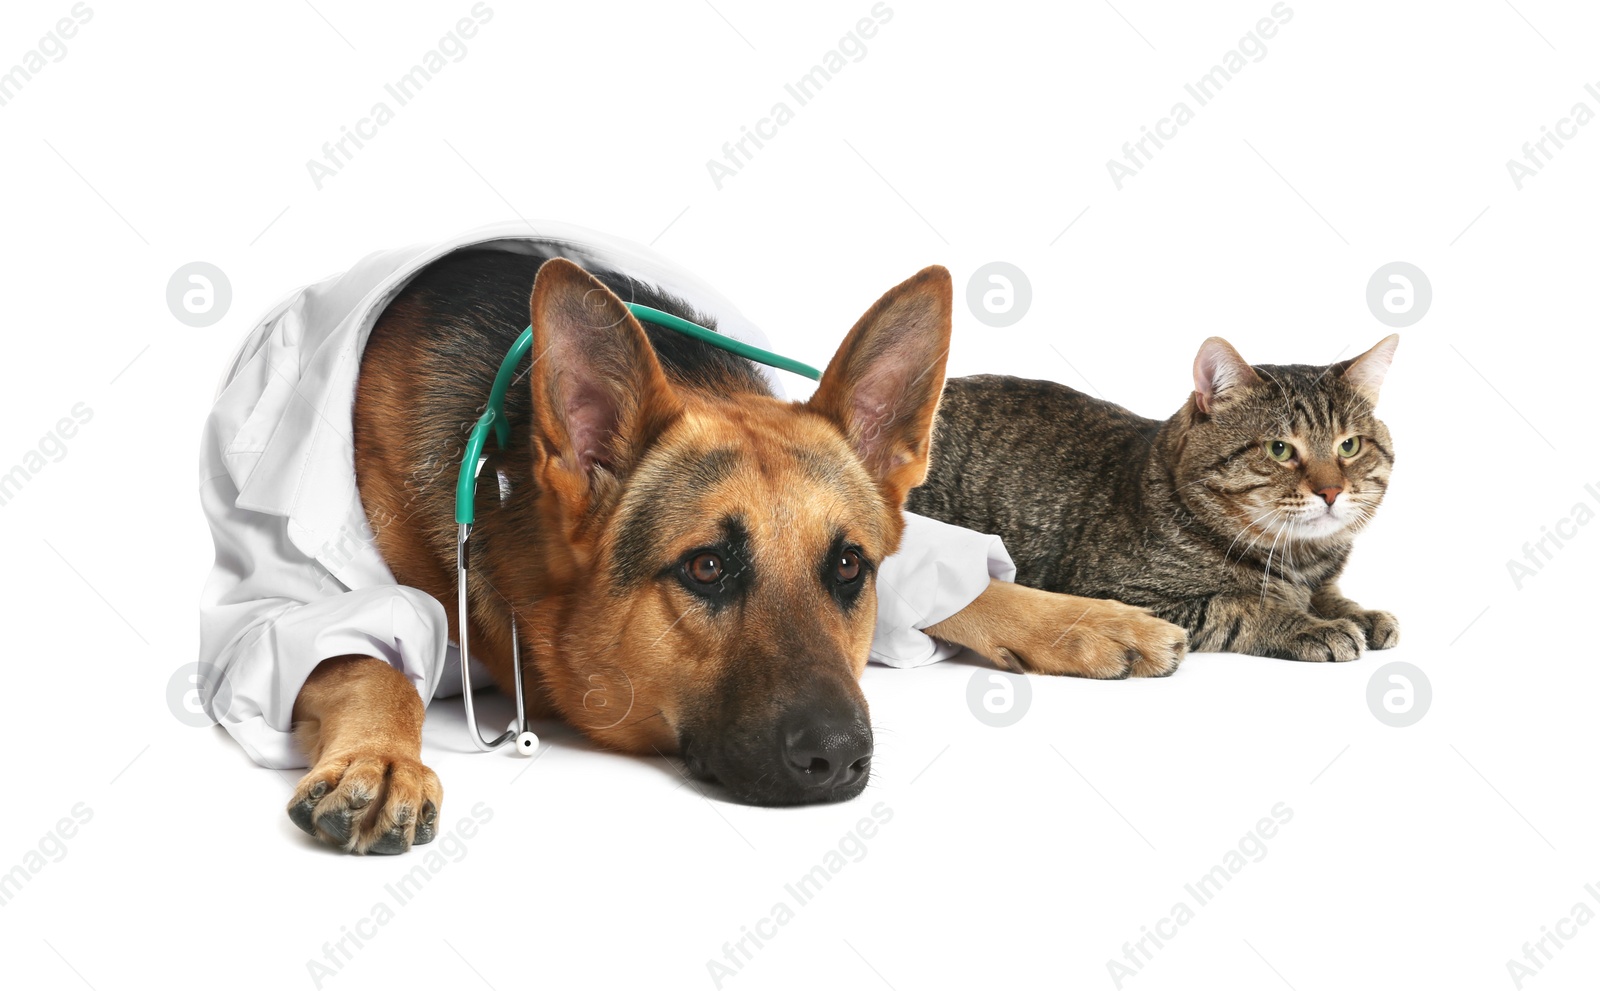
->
453, 302, 820, 755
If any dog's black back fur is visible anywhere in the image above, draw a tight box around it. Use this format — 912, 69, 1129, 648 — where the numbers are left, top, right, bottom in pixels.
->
356, 248, 773, 541
387, 249, 770, 403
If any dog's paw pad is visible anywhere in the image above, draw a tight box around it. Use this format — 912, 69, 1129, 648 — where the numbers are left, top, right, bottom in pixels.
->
315, 809, 355, 844
287, 796, 319, 836
286, 755, 442, 855
413, 802, 439, 846
368, 822, 412, 856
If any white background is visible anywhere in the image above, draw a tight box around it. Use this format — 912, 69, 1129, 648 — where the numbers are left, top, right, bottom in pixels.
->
1, 1, 1597, 989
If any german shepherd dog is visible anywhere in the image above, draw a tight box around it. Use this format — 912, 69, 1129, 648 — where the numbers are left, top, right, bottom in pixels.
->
285, 251, 1186, 854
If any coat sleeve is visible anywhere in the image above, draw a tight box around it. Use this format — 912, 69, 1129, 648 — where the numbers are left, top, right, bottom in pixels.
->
196, 466, 451, 770
867, 511, 1016, 668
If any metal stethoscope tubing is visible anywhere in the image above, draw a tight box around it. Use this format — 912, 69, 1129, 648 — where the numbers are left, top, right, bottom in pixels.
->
456, 502, 538, 755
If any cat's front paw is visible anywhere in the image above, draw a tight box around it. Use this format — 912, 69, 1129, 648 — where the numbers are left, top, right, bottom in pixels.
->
1283, 617, 1366, 662
1351, 609, 1400, 649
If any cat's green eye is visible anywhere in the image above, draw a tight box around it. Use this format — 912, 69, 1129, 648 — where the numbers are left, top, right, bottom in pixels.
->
1338, 436, 1362, 458
1266, 440, 1295, 463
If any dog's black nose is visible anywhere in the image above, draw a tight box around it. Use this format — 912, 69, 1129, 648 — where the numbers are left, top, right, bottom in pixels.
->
779, 706, 873, 793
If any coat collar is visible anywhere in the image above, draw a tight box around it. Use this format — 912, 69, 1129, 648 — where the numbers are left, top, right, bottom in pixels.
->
219, 220, 781, 592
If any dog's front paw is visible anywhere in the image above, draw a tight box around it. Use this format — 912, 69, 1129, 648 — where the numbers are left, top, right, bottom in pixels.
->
1351, 609, 1400, 650
287, 750, 442, 855
995, 595, 1188, 680
924, 581, 1187, 680
1281, 617, 1366, 662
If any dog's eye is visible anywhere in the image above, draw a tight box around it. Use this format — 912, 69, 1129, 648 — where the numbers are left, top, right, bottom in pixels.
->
835, 549, 862, 584
823, 543, 869, 611
687, 552, 725, 585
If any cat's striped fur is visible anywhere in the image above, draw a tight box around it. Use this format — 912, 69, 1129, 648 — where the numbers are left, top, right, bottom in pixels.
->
907, 336, 1399, 661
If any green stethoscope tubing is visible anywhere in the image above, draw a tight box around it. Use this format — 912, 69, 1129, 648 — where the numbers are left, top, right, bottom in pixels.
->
454, 303, 822, 524
451, 302, 820, 754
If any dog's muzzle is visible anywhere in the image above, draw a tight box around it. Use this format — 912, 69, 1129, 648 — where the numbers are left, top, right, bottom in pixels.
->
681, 697, 873, 806
776, 701, 873, 797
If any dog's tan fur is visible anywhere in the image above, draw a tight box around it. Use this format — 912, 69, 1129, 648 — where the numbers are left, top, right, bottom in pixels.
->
289, 656, 441, 852
925, 580, 1185, 679
284, 258, 1185, 853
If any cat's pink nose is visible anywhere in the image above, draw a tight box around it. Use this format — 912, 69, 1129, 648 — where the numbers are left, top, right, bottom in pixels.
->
1316, 486, 1342, 506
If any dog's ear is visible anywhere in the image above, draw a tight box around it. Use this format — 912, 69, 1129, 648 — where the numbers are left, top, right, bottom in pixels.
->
807, 266, 952, 507
529, 259, 680, 490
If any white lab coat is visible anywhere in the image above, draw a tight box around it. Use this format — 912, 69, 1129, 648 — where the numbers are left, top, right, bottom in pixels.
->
198, 221, 1014, 769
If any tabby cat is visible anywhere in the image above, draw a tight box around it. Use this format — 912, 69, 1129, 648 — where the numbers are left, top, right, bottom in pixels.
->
907, 336, 1399, 663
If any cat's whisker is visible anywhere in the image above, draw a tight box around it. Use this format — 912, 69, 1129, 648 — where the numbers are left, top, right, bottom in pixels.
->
1225, 507, 1284, 562
1240, 510, 1287, 562
1282, 524, 1309, 584
1228, 512, 1280, 566
1344, 505, 1375, 533
1259, 526, 1278, 605
1260, 516, 1292, 607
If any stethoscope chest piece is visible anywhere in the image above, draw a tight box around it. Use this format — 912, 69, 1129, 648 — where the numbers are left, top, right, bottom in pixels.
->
454, 460, 537, 757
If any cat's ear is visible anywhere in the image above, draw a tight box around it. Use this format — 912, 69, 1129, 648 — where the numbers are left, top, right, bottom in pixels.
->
1340, 334, 1399, 403
1192, 337, 1261, 414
